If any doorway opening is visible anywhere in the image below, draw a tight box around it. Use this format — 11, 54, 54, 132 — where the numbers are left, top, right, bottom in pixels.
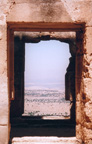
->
24, 40, 71, 120
8, 29, 77, 143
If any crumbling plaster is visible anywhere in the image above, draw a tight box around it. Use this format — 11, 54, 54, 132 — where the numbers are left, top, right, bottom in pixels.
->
5, 0, 92, 26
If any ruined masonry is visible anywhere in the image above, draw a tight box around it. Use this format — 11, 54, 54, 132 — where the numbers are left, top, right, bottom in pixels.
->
0, 0, 92, 144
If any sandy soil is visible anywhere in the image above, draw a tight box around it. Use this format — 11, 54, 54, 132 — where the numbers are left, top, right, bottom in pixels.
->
24, 94, 71, 119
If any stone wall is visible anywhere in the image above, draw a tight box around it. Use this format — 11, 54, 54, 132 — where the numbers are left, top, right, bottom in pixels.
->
0, 0, 92, 144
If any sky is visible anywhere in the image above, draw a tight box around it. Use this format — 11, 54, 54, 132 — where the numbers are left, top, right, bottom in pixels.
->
25, 40, 71, 90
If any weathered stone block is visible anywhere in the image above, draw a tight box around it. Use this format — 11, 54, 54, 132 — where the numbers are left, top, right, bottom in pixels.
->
0, 104, 8, 125
83, 54, 92, 78
0, 126, 8, 144
84, 27, 92, 55
0, 76, 8, 125
7, 1, 72, 22
83, 78, 92, 102
76, 124, 83, 141
76, 101, 84, 124
84, 122, 92, 129
83, 127, 92, 144
84, 102, 92, 122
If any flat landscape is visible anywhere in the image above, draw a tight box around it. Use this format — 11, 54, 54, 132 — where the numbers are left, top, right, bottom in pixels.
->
24, 89, 70, 119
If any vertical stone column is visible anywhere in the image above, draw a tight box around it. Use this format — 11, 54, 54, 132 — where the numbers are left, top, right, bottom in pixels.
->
81, 27, 92, 144
76, 28, 92, 144
76, 30, 84, 143
0, 24, 9, 143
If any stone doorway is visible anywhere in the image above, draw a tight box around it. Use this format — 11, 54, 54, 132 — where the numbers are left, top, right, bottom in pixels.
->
7, 22, 84, 144
10, 31, 76, 119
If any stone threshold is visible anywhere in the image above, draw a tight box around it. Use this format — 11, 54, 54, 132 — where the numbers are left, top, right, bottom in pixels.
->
12, 136, 77, 144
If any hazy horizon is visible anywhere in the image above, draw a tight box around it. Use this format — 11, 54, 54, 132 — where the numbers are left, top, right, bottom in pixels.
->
25, 40, 71, 90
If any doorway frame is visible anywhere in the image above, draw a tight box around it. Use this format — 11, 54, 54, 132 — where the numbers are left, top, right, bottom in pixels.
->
7, 22, 85, 142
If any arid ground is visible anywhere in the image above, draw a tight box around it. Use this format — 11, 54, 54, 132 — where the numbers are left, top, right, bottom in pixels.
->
24, 89, 70, 119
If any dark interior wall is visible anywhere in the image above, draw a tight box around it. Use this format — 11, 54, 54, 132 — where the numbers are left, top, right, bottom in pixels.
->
10, 37, 25, 117
65, 42, 76, 122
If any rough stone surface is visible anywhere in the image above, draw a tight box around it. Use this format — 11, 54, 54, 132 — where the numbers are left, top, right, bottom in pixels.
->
76, 124, 83, 141
6, 0, 92, 26
83, 128, 92, 144
11, 137, 77, 144
83, 78, 92, 102
84, 27, 92, 55
14, 31, 76, 43
0, 126, 8, 144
